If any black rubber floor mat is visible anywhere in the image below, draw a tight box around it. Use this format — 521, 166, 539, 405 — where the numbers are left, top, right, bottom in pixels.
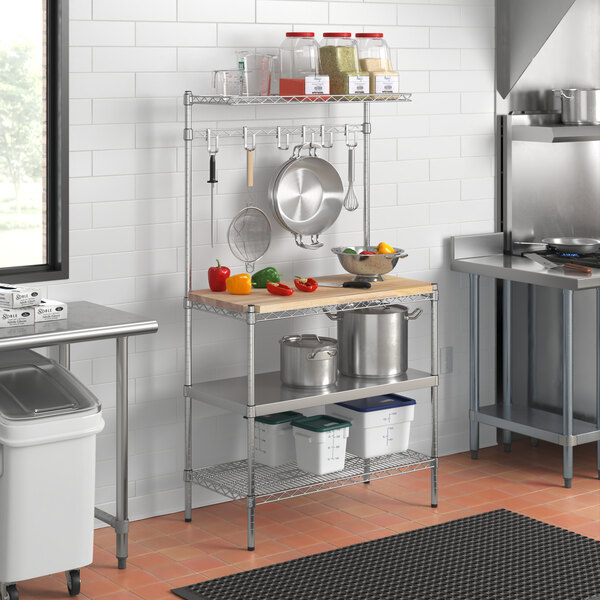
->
171, 509, 600, 600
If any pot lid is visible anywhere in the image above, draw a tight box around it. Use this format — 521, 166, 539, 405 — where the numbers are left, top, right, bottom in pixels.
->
280, 334, 337, 349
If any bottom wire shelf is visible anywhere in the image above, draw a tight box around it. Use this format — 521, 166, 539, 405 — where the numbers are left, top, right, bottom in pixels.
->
190, 449, 435, 504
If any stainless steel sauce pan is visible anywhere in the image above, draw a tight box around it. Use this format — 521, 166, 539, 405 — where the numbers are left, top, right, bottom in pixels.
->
269, 144, 343, 249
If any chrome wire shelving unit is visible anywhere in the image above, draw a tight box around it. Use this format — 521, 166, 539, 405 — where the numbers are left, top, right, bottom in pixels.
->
182, 91, 439, 551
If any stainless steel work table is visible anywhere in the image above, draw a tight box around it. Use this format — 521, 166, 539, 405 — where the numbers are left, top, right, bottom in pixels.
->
0, 301, 158, 569
452, 233, 600, 487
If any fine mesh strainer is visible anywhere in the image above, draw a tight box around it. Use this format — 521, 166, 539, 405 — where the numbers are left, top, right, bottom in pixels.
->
227, 206, 271, 272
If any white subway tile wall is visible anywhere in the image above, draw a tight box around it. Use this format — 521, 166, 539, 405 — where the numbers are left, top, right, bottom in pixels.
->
39, 0, 496, 521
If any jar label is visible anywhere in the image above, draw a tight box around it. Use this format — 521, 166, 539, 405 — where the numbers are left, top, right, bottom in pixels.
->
305, 75, 330, 95
348, 76, 370, 95
375, 74, 399, 94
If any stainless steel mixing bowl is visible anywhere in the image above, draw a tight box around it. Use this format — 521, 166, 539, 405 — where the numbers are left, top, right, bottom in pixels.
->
331, 246, 408, 282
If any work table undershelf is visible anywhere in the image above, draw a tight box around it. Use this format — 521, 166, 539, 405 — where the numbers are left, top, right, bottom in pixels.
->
189, 275, 435, 320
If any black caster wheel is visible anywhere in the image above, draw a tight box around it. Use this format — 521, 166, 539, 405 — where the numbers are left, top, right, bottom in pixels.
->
471, 450, 478, 460
6, 584, 18, 600
504, 443, 511, 453
66, 569, 80, 596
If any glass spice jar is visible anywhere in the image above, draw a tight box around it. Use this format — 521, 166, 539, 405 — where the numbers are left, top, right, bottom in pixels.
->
279, 32, 320, 96
356, 33, 399, 95
319, 33, 369, 96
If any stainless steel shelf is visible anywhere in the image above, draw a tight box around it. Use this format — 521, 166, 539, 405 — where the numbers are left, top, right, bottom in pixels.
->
474, 405, 600, 446
190, 449, 434, 504
190, 292, 436, 323
186, 369, 437, 416
512, 123, 600, 143
189, 93, 411, 105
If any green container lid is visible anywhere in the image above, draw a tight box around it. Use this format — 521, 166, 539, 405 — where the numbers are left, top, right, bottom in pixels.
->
255, 411, 304, 425
292, 414, 351, 432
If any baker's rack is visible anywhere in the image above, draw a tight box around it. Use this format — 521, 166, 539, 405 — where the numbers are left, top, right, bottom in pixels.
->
182, 92, 440, 551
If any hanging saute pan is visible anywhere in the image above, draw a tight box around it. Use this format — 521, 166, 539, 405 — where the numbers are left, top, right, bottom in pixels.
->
516, 237, 600, 255
269, 143, 343, 250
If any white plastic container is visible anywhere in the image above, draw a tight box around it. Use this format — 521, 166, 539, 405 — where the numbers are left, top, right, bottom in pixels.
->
328, 395, 415, 459
292, 415, 351, 475
254, 411, 303, 467
0, 350, 104, 594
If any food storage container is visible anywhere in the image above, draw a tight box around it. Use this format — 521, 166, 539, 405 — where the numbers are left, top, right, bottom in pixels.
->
319, 33, 369, 96
292, 415, 351, 474
279, 32, 323, 96
356, 33, 399, 94
328, 305, 422, 378
279, 334, 338, 388
254, 411, 303, 467
0, 349, 104, 597
237, 51, 275, 96
328, 394, 416, 458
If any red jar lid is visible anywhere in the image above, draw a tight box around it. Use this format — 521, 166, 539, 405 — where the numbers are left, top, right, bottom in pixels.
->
286, 32, 315, 37
323, 32, 352, 37
356, 33, 384, 38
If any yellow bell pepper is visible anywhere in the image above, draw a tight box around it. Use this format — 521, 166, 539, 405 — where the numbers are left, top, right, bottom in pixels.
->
376, 242, 395, 254
225, 273, 252, 295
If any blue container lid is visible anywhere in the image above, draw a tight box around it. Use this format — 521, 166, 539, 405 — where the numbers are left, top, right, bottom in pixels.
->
335, 394, 416, 413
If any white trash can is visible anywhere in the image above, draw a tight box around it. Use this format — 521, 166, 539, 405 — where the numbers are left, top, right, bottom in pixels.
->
292, 415, 351, 475
328, 394, 416, 458
0, 350, 104, 599
254, 411, 303, 467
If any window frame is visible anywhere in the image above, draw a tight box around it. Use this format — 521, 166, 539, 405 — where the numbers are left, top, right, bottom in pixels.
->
0, 0, 69, 284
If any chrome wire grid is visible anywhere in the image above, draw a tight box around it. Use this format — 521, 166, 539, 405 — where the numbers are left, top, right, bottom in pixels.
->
195, 124, 363, 139
190, 293, 435, 322
190, 450, 435, 504
190, 93, 412, 105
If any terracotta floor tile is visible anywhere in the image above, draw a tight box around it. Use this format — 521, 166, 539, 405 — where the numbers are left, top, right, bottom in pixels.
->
12, 439, 600, 599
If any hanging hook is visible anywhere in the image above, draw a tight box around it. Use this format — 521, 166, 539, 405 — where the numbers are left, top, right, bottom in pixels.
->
243, 126, 256, 151
301, 125, 308, 144
207, 128, 219, 154
276, 126, 290, 151
344, 124, 358, 148
320, 125, 334, 149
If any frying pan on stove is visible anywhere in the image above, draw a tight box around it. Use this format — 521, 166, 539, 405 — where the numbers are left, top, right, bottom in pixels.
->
516, 237, 600, 255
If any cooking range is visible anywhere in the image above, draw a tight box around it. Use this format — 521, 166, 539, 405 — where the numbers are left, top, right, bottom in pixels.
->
527, 249, 600, 269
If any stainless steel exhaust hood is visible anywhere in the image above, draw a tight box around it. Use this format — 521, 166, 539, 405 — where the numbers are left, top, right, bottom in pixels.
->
497, 0, 577, 98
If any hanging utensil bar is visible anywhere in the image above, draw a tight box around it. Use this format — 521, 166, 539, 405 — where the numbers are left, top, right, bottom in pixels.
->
195, 124, 362, 140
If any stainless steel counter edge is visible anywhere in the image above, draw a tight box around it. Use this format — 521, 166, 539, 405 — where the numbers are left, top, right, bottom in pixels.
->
451, 233, 600, 290
0, 301, 158, 351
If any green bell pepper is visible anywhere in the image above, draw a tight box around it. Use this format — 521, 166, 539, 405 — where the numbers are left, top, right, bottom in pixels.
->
251, 267, 280, 288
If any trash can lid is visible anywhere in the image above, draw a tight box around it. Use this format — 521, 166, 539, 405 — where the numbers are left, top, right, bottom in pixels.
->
292, 415, 351, 432
336, 394, 416, 412
0, 351, 99, 420
256, 411, 303, 425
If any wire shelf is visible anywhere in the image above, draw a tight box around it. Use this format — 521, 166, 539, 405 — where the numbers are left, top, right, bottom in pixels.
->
190, 449, 435, 504
190, 293, 435, 322
189, 93, 412, 105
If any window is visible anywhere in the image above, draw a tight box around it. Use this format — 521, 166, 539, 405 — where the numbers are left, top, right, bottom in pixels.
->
0, 0, 68, 282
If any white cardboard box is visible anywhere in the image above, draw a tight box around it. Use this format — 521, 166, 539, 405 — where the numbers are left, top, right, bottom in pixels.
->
34, 300, 68, 323
0, 308, 35, 328
0, 285, 42, 309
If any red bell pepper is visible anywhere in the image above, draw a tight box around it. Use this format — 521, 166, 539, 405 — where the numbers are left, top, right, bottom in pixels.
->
360, 250, 375, 255
294, 276, 318, 292
267, 282, 294, 296
208, 259, 230, 292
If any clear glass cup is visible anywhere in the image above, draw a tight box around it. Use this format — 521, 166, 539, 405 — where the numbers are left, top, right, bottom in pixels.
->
212, 70, 243, 95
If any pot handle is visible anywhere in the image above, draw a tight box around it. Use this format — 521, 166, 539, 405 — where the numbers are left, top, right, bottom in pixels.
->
307, 348, 337, 360
294, 234, 323, 250
405, 307, 423, 321
552, 88, 574, 100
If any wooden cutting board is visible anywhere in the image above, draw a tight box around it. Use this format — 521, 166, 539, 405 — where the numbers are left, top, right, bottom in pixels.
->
189, 274, 435, 314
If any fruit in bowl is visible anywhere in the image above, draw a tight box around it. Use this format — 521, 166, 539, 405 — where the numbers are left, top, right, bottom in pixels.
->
331, 245, 408, 282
